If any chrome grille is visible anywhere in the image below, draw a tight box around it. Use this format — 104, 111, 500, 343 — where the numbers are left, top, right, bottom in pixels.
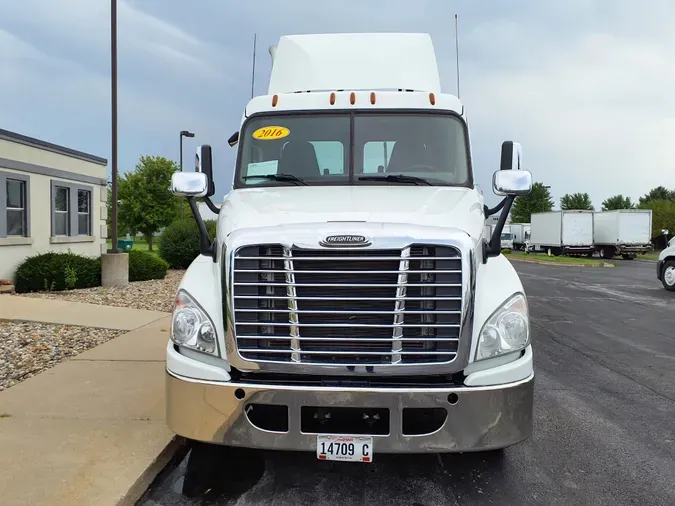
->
232, 244, 463, 366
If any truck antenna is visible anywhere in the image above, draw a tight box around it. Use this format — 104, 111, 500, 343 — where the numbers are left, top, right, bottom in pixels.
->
250, 33, 257, 99
455, 14, 461, 99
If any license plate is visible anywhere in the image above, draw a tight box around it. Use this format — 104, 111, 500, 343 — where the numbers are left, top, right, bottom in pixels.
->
316, 435, 373, 463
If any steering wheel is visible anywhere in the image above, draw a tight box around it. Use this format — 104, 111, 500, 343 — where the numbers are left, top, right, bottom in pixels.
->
401, 164, 444, 173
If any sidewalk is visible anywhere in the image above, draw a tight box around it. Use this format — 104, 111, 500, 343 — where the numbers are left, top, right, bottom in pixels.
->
0, 297, 179, 506
0, 294, 168, 330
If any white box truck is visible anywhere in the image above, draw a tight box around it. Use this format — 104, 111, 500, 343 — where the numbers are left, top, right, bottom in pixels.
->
165, 33, 535, 463
530, 210, 594, 256
510, 223, 531, 250
500, 225, 514, 250
593, 209, 652, 260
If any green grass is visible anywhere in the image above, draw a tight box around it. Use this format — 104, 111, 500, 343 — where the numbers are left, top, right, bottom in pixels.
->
508, 250, 616, 267
106, 237, 159, 257
640, 252, 661, 261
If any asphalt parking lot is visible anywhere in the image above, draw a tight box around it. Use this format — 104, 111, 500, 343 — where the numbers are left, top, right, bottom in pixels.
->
140, 259, 675, 506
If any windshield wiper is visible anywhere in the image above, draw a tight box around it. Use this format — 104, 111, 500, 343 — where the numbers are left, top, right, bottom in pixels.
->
242, 173, 308, 186
358, 174, 432, 186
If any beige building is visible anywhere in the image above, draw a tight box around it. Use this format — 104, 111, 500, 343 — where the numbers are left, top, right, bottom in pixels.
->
0, 129, 108, 281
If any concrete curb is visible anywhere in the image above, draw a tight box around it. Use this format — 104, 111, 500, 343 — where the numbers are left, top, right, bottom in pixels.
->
508, 256, 616, 268
116, 436, 188, 506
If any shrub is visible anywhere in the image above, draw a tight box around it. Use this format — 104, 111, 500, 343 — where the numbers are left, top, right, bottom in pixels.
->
15, 251, 101, 293
128, 250, 168, 281
157, 219, 217, 269
501, 248, 512, 255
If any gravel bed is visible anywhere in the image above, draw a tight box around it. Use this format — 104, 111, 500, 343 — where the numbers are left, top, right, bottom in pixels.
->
17, 270, 184, 313
0, 321, 124, 391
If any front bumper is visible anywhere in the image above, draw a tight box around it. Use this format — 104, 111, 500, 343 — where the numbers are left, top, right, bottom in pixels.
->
166, 371, 534, 453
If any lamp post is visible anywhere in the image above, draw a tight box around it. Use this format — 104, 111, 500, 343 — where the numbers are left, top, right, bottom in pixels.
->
179, 130, 195, 219
109, 0, 119, 253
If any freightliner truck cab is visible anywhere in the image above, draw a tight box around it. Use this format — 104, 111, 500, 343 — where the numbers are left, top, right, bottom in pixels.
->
167, 33, 534, 462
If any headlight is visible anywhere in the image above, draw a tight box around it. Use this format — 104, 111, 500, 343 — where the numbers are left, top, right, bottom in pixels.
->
171, 289, 219, 355
475, 293, 529, 361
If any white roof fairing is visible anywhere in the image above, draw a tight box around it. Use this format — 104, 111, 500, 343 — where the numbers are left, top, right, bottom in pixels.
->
268, 33, 442, 95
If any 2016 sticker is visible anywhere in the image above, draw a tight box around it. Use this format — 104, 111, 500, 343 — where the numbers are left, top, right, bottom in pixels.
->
252, 126, 290, 140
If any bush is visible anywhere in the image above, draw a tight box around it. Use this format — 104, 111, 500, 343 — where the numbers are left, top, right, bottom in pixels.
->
128, 250, 168, 281
15, 251, 101, 293
501, 248, 512, 255
157, 219, 217, 269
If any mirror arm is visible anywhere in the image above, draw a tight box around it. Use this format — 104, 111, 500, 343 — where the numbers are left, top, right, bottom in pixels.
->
203, 196, 220, 215
484, 195, 516, 261
484, 197, 507, 217
187, 197, 216, 261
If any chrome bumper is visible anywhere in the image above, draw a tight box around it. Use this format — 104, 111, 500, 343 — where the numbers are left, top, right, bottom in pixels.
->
166, 371, 534, 453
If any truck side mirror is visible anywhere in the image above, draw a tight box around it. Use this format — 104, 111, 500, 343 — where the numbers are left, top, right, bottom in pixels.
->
500, 141, 522, 171
492, 169, 533, 196
195, 145, 216, 197
170, 172, 208, 197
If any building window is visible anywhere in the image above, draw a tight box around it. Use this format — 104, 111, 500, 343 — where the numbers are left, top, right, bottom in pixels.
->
6, 179, 26, 236
54, 186, 70, 236
77, 189, 91, 235
50, 181, 93, 238
0, 171, 31, 240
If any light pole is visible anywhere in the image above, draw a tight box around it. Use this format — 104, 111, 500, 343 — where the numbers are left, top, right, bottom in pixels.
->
179, 130, 195, 219
109, 0, 119, 253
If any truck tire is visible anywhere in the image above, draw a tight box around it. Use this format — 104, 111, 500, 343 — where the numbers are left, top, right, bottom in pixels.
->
662, 260, 675, 291
622, 253, 636, 260
599, 247, 611, 259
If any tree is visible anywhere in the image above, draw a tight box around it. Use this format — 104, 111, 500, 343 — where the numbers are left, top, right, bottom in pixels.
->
638, 199, 675, 246
509, 182, 554, 223
601, 194, 634, 211
560, 192, 594, 211
117, 156, 181, 251
639, 186, 675, 205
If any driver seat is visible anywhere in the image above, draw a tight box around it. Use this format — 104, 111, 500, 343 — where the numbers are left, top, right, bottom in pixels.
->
386, 140, 429, 173
278, 141, 321, 179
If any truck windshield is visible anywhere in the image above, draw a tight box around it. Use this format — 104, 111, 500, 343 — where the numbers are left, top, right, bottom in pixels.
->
501, 233, 514, 240
235, 112, 470, 187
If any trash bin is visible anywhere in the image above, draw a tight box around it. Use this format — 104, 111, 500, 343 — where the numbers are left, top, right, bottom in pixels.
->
117, 239, 134, 251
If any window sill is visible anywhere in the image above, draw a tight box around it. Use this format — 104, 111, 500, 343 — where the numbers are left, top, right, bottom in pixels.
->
50, 235, 95, 244
0, 237, 33, 246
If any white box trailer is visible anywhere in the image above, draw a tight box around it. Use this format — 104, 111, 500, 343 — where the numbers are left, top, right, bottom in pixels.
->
510, 223, 531, 250
593, 209, 652, 259
483, 223, 493, 242
530, 211, 594, 256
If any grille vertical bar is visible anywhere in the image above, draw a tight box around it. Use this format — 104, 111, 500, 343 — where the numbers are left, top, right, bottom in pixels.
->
391, 247, 411, 364
283, 246, 301, 362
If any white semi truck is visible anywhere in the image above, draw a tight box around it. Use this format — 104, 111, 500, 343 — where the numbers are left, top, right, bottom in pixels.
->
166, 33, 534, 462
657, 238, 675, 291
530, 210, 594, 256
593, 209, 652, 260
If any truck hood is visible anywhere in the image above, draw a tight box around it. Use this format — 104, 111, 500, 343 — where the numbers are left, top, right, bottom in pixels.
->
220, 186, 485, 237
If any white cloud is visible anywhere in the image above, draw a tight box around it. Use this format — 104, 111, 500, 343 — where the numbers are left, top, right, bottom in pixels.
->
459, 7, 675, 208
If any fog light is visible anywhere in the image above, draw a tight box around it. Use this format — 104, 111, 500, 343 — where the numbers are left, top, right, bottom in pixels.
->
199, 321, 215, 343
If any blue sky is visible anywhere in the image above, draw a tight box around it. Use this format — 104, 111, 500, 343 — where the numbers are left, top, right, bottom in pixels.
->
2, 0, 675, 207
